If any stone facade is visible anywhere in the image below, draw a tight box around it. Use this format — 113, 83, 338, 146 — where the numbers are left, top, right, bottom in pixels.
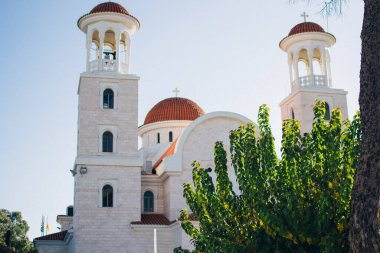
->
34, 3, 350, 253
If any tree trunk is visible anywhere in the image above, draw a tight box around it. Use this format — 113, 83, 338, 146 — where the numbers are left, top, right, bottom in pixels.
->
349, 0, 380, 252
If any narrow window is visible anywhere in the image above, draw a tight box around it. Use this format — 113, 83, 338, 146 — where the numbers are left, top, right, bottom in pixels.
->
324, 102, 331, 120
102, 131, 113, 152
291, 108, 295, 120
157, 133, 160, 144
144, 191, 154, 212
169, 131, 173, 142
103, 89, 114, 109
102, 185, 113, 207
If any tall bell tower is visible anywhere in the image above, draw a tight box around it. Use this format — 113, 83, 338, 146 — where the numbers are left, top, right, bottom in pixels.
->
279, 17, 348, 133
73, 2, 142, 252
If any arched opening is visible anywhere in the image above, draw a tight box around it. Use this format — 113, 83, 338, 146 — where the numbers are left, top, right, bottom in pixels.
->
324, 102, 331, 120
102, 131, 113, 152
312, 48, 322, 75
103, 30, 116, 60
102, 185, 113, 207
169, 131, 173, 142
291, 108, 295, 120
157, 133, 160, 144
103, 88, 114, 109
144, 191, 154, 212
297, 49, 309, 77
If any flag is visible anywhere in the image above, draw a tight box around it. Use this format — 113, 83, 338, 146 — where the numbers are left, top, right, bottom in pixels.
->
46, 216, 50, 234
40, 215, 45, 235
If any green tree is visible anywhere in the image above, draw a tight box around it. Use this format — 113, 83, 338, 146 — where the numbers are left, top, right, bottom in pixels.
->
181, 102, 361, 252
293, 0, 380, 251
0, 209, 35, 253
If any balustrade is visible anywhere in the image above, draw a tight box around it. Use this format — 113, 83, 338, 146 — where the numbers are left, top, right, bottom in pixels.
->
292, 75, 327, 91
89, 59, 128, 73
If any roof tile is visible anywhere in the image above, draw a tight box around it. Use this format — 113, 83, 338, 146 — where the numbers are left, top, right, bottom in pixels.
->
131, 214, 176, 226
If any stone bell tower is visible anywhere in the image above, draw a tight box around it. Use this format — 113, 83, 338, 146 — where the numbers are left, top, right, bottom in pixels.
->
279, 16, 348, 133
73, 2, 143, 252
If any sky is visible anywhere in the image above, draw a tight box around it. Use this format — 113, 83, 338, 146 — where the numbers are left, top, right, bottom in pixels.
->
0, 0, 363, 240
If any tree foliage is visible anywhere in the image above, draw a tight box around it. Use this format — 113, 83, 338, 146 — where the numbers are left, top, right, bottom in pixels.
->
0, 209, 35, 253
180, 101, 361, 252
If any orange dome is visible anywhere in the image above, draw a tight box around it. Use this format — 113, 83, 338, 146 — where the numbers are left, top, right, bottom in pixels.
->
78, 2, 140, 28
288, 22, 325, 36
144, 97, 204, 125
89, 2, 129, 15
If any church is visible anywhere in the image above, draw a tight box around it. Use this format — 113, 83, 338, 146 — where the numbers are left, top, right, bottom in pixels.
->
34, 2, 348, 252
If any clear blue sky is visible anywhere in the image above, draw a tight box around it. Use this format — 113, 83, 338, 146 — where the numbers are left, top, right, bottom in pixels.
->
0, 0, 363, 240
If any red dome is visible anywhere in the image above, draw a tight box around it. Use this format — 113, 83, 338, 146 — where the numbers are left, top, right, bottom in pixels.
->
89, 2, 129, 15
144, 97, 204, 125
288, 22, 325, 36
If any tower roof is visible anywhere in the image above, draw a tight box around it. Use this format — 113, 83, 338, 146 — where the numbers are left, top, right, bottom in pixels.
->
89, 2, 130, 15
288, 22, 325, 36
77, 2, 140, 29
144, 97, 204, 125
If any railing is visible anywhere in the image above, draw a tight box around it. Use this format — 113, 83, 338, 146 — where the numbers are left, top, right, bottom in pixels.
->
292, 75, 328, 90
89, 59, 128, 73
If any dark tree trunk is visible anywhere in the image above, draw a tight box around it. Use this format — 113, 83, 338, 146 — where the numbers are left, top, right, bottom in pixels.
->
349, 0, 380, 252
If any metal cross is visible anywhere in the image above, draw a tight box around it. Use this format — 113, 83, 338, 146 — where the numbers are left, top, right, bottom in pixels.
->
173, 88, 180, 97
301, 11, 309, 22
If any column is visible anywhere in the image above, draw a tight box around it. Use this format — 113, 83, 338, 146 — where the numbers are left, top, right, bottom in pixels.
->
320, 47, 328, 87
293, 51, 299, 90
308, 47, 314, 86
86, 34, 91, 72
288, 52, 294, 85
115, 31, 121, 73
98, 32, 104, 71
326, 50, 332, 87
125, 36, 131, 74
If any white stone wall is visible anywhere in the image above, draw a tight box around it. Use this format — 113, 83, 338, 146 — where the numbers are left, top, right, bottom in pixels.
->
36, 242, 67, 253
130, 226, 180, 253
280, 87, 348, 133
77, 74, 139, 157
141, 176, 165, 214
167, 116, 247, 221
139, 121, 191, 148
74, 166, 141, 253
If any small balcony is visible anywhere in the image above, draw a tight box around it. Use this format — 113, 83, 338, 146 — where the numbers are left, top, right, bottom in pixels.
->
292, 75, 328, 91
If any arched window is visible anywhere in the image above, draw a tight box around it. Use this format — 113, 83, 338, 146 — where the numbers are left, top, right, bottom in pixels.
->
324, 102, 331, 120
169, 131, 173, 142
157, 133, 160, 144
291, 108, 295, 120
103, 89, 114, 109
102, 131, 113, 152
144, 191, 154, 212
102, 185, 113, 207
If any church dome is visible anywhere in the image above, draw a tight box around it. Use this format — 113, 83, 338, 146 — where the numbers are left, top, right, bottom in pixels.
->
78, 2, 140, 28
89, 2, 130, 15
288, 22, 325, 36
144, 97, 204, 125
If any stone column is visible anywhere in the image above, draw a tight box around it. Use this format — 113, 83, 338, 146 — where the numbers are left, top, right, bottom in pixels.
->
308, 47, 314, 86
99, 32, 104, 71
293, 51, 299, 90
115, 31, 122, 73
326, 50, 332, 87
288, 52, 294, 85
86, 34, 91, 72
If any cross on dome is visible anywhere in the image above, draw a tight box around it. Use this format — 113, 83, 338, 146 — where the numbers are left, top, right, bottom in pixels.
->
301, 11, 309, 22
173, 88, 180, 97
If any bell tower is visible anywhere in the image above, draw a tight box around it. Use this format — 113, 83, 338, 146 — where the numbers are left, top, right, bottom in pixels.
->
73, 2, 143, 252
279, 17, 348, 133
